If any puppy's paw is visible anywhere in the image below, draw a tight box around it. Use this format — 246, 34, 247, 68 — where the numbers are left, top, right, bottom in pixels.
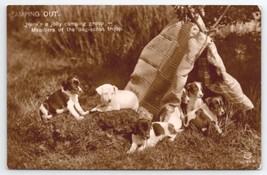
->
77, 116, 84, 121
169, 135, 176, 142
138, 146, 145, 152
40, 115, 52, 123
90, 107, 98, 113
127, 149, 134, 154
217, 129, 223, 134
81, 111, 89, 115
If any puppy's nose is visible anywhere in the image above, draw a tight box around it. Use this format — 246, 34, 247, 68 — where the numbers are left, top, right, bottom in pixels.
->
199, 94, 203, 98
78, 87, 83, 93
220, 110, 225, 116
108, 99, 112, 103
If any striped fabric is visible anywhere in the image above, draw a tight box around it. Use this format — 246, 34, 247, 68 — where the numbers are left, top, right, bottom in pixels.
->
205, 42, 254, 110
125, 21, 253, 115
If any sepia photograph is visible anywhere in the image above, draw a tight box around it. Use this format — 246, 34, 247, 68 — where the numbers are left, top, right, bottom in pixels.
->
7, 5, 261, 170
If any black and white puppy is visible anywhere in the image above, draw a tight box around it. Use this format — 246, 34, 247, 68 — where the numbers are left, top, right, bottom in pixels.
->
39, 76, 89, 121
205, 96, 225, 117
183, 96, 225, 135
127, 118, 177, 153
184, 108, 214, 136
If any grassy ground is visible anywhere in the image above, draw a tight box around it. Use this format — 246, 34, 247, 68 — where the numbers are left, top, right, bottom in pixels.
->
7, 37, 261, 170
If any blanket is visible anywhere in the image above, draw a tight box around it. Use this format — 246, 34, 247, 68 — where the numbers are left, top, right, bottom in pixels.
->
125, 21, 253, 115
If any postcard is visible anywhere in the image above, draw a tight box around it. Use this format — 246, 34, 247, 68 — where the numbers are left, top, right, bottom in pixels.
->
7, 5, 261, 169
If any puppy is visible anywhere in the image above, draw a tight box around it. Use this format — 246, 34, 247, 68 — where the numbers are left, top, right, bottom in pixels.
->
127, 119, 177, 153
183, 96, 225, 134
204, 96, 225, 117
91, 84, 139, 112
184, 108, 214, 136
157, 104, 183, 132
39, 76, 89, 121
181, 87, 190, 115
181, 87, 190, 105
186, 81, 204, 113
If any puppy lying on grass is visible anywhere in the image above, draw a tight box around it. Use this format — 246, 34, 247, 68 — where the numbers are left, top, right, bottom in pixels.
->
91, 84, 139, 112
127, 118, 179, 153
39, 76, 89, 121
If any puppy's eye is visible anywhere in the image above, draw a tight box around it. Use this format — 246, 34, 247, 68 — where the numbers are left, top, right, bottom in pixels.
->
73, 80, 79, 85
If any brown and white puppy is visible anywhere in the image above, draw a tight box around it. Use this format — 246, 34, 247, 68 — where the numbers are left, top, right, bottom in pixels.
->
157, 104, 183, 132
204, 96, 225, 117
184, 108, 214, 136
183, 96, 225, 134
39, 76, 89, 121
91, 84, 139, 112
127, 119, 177, 153
186, 81, 204, 113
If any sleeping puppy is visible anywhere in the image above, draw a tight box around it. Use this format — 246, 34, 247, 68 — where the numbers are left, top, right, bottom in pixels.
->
127, 118, 177, 153
39, 76, 89, 121
91, 84, 139, 112
183, 96, 225, 134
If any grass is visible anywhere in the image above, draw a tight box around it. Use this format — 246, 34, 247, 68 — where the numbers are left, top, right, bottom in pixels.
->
7, 5, 261, 170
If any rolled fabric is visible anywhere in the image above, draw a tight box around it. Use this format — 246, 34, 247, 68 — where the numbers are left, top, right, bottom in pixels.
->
206, 42, 254, 110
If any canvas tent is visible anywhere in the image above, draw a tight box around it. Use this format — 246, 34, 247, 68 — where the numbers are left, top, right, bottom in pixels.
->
125, 21, 254, 116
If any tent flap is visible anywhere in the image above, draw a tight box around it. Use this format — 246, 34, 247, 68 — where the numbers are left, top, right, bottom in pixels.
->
125, 21, 253, 115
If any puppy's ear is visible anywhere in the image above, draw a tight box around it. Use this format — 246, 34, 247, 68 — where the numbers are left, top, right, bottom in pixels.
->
131, 121, 138, 135
113, 86, 118, 94
61, 80, 68, 91
204, 97, 212, 105
218, 96, 224, 103
185, 83, 192, 91
96, 86, 102, 95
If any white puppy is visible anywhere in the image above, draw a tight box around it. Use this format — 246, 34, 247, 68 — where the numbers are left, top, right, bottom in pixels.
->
91, 84, 139, 112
